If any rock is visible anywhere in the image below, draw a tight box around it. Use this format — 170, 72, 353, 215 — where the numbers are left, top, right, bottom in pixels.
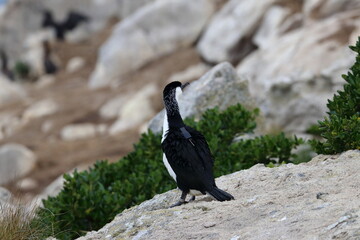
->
89, 0, 215, 89
36, 75, 56, 89
39, 175, 64, 200
16, 178, 38, 191
78, 150, 360, 240
99, 94, 128, 119
22, 99, 58, 122
0, 143, 37, 185
168, 63, 210, 83
237, 9, 360, 133
66, 57, 85, 73
197, 0, 276, 64
148, 62, 253, 133
253, 5, 291, 50
0, 75, 26, 105
0, 187, 12, 203
303, 0, 360, 21
117, 0, 155, 18
109, 84, 157, 135
41, 120, 54, 133
0, 113, 23, 139
60, 123, 106, 141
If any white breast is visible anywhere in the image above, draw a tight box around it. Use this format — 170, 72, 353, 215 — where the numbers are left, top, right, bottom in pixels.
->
163, 153, 176, 181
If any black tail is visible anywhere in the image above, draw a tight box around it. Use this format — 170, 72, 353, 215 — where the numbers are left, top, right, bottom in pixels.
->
207, 186, 234, 201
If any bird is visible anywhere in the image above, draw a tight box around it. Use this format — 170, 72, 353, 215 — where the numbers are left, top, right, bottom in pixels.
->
41, 9, 89, 41
161, 81, 234, 207
42, 40, 58, 74
0, 49, 14, 80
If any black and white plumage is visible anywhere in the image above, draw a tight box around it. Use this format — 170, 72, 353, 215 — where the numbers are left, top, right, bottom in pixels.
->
0, 49, 14, 80
42, 10, 89, 41
161, 81, 234, 207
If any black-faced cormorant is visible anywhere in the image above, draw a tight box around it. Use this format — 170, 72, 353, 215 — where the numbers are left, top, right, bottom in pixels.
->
42, 10, 89, 41
161, 81, 234, 207
42, 40, 57, 74
0, 49, 14, 80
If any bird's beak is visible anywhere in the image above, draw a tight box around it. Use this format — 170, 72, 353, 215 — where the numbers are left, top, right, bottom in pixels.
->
181, 82, 190, 91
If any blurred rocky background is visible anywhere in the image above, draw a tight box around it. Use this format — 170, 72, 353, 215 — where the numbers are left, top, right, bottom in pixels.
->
0, 0, 359, 204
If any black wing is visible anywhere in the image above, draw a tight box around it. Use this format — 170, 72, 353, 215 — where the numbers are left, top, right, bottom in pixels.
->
162, 126, 215, 192
42, 10, 55, 28
63, 11, 89, 31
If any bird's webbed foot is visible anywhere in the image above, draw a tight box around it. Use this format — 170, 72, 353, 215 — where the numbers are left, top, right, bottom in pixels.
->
170, 191, 188, 208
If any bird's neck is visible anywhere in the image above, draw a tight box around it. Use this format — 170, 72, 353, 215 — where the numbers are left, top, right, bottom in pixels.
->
162, 90, 185, 140
165, 101, 184, 128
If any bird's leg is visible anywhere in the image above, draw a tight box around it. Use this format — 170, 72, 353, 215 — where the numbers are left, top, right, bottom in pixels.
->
170, 191, 188, 208
189, 195, 196, 202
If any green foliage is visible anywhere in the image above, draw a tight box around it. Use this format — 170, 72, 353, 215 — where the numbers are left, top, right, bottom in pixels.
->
13, 61, 30, 79
310, 37, 360, 154
39, 104, 304, 239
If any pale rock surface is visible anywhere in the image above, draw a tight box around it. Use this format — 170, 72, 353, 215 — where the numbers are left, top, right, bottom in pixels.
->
78, 150, 360, 240
89, 0, 215, 88
148, 62, 254, 133
117, 0, 155, 18
22, 99, 58, 122
253, 5, 291, 50
99, 94, 128, 119
0, 187, 11, 203
60, 123, 107, 141
197, 0, 277, 63
0, 143, 37, 185
66, 57, 86, 73
303, 0, 360, 21
36, 75, 56, 89
110, 84, 157, 135
0, 75, 26, 105
237, 9, 360, 133
167, 63, 210, 84
16, 178, 38, 191
0, 112, 22, 140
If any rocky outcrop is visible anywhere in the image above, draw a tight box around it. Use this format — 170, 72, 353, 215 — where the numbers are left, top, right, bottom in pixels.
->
89, 0, 215, 88
0, 143, 37, 185
197, 0, 277, 64
78, 150, 360, 240
148, 62, 254, 133
237, 9, 360, 133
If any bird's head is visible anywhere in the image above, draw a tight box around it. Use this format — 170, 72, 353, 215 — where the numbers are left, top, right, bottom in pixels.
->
163, 81, 189, 99
163, 81, 190, 113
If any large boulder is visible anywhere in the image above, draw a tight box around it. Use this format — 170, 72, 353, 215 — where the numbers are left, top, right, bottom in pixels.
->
89, 0, 215, 89
237, 9, 360, 133
78, 150, 360, 240
0, 143, 37, 185
197, 0, 277, 64
148, 62, 254, 133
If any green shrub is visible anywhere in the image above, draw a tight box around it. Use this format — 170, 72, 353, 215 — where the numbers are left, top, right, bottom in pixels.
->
13, 61, 30, 79
38, 104, 304, 239
310, 37, 360, 154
